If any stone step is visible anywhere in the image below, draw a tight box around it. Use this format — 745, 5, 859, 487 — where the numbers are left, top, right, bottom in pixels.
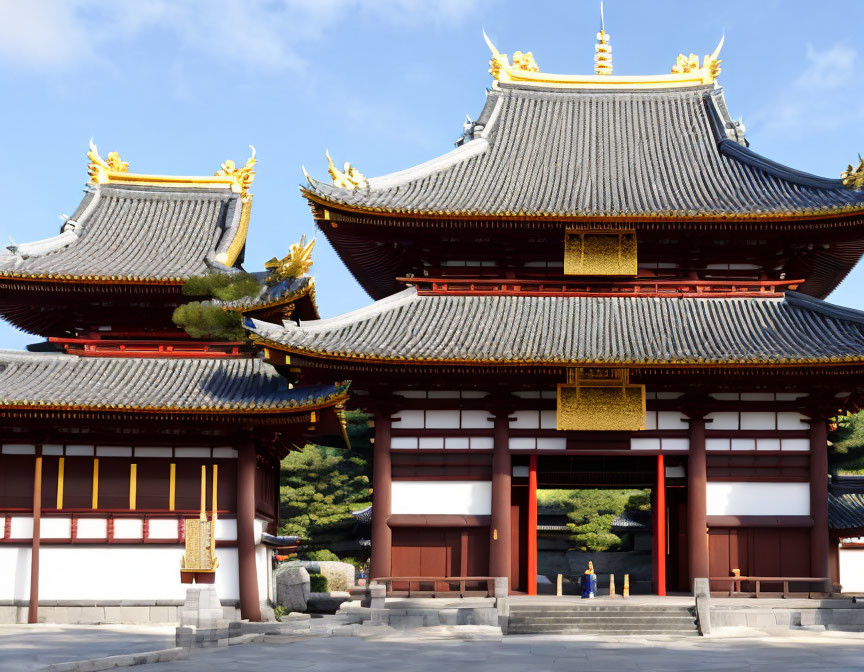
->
508, 617, 697, 625
508, 628, 700, 636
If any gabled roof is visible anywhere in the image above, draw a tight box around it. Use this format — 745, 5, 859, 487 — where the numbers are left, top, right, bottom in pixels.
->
0, 183, 246, 283
217, 274, 320, 322
0, 350, 348, 415
304, 84, 864, 219
0, 146, 257, 284
246, 289, 864, 367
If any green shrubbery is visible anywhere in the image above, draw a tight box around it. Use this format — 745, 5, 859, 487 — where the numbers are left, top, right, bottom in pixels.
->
537, 488, 650, 552
172, 272, 262, 340
309, 574, 329, 593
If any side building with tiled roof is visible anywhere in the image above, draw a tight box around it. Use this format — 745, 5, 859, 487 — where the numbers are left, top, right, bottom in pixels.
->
253, 30, 864, 597
0, 147, 347, 625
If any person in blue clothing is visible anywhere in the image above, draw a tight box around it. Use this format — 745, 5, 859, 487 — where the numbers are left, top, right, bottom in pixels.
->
581, 561, 597, 599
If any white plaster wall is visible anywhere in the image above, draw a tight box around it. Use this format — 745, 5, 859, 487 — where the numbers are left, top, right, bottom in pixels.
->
36, 546, 239, 601
0, 547, 31, 600
391, 481, 492, 515
839, 549, 864, 593
148, 519, 179, 539
255, 544, 271, 603
706, 482, 810, 516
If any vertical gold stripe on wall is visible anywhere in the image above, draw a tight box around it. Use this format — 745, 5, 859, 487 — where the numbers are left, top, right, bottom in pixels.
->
199, 465, 206, 517
129, 464, 137, 510
56, 457, 65, 509
91, 458, 99, 509
169, 463, 176, 511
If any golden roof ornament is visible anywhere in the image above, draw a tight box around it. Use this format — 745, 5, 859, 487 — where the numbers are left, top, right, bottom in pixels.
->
594, 1, 612, 75
672, 35, 724, 80
87, 139, 129, 184
215, 145, 257, 195
512, 50, 539, 72
265, 235, 315, 284
326, 150, 367, 190
842, 155, 864, 189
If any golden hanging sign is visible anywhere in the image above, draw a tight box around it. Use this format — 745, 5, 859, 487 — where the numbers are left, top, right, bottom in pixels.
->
557, 368, 646, 431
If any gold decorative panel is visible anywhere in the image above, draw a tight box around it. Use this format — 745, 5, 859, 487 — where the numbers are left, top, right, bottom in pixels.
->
557, 368, 645, 431
564, 229, 637, 276
183, 519, 215, 571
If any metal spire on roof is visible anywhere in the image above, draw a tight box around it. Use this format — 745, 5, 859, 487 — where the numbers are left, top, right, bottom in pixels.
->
594, 1, 612, 75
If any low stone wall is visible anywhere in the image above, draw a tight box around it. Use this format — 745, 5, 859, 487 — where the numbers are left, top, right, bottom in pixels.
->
0, 601, 241, 625
711, 602, 864, 631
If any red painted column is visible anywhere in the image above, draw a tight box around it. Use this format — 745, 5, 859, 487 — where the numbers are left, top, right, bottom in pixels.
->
527, 454, 538, 595
810, 419, 830, 587
655, 453, 666, 596
237, 439, 260, 621
489, 410, 511, 583
28, 445, 42, 624
688, 418, 709, 592
370, 411, 392, 581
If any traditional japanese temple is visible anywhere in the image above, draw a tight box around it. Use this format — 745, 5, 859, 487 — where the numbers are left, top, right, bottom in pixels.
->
248, 31, 864, 595
0, 146, 348, 623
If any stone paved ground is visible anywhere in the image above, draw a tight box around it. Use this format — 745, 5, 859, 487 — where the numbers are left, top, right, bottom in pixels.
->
0, 624, 174, 671
135, 632, 864, 672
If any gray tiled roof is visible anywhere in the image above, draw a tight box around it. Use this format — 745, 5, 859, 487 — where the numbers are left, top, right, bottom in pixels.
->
216, 274, 316, 313
0, 350, 347, 412
829, 476, 864, 533
245, 289, 864, 365
305, 84, 864, 217
0, 184, 244, 281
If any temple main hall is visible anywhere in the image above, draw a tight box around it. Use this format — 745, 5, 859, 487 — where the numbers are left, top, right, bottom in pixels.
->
248, 32, 864, 596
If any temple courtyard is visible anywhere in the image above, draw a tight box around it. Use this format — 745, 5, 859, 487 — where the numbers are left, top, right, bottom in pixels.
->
3, 626, 864, 672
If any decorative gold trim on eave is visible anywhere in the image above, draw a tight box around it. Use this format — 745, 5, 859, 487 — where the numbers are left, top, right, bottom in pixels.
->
300, 189, 864, 223
254, 336, 864, 370
214, 194, 253, 267
0, 392, 350, 415
0, 272, 184, 285
87, 141, 256, 195
227, 278, 318, 316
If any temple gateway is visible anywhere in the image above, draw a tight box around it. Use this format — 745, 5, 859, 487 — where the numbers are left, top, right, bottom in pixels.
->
248, 33, 864, 596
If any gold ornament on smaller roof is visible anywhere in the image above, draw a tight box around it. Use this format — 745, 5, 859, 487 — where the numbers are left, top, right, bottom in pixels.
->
326, 150, 367, 190
215, 145, 257, 195
841, 156, 864, 190
265, 235, 315, 284
512, 51, 539, 72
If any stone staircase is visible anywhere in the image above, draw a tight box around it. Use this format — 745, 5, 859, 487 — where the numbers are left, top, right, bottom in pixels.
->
507, 603, 700, 636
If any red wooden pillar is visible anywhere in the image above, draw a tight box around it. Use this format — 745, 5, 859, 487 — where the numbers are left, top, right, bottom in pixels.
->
688, 418, 709, 592
527, 454, 538, 595
654, 453, 666, 596
28, 445, 42, 624
810, 419, 829, 586
489, 410, 511, 583
370, 411, 392, 580
237, 439, 260, 621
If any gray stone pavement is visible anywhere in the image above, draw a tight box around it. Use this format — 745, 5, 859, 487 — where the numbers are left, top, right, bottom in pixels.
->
0, 624, 174, 671
134, 632, 864, 672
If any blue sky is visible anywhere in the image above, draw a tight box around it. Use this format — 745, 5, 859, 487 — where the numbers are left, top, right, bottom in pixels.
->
0, 0, 862, 350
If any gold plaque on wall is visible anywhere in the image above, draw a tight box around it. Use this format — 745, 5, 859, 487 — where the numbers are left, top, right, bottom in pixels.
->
564, 229, 637, 276
556, 369, 646, 431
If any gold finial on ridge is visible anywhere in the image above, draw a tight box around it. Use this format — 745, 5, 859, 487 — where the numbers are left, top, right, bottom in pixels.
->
215, 145, 257, 195
87, 139, 129, 184
326, 150, 367, 190
594, 1, 612, 75
264, 235, 316, 284
842, 155, 864, 189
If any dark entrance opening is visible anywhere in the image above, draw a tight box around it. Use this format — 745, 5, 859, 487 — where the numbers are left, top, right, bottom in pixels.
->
511, 454, 689, 595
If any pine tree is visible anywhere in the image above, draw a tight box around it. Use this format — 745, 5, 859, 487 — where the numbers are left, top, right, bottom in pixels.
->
829, 411, 864, 474
278, 410, 372, 557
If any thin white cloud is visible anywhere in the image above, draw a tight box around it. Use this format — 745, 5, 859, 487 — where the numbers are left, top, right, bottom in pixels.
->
748, 41, 864, 136
0, 0, 493, 72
